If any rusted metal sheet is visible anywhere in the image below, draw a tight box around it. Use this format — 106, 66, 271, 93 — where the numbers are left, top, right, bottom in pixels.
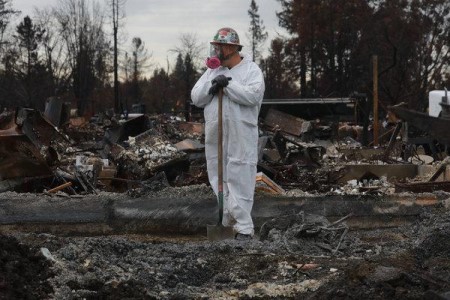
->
395, 181, 450, 193
0, 134, 51, 180
17, 108, 70, 148
389, 105, 450, 145
15, 108, 69, 166
0, 109, 60, 181
264, 108, 308, 136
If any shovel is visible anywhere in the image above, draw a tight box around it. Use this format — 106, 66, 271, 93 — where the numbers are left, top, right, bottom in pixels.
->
207, 87, 234, 241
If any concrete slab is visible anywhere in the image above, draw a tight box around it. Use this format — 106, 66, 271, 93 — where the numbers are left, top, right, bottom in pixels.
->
0, 195, 107, 223
0, 192, 445, 235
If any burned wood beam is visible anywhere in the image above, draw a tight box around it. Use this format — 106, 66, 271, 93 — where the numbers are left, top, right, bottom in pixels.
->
395, 181, 450, 193
54, 171, 77, 195
255, 172, 285, 194
427, 158, 450, 182
428, 165, 447, 182
47, 182, 73, 193
264, 108, 310, 136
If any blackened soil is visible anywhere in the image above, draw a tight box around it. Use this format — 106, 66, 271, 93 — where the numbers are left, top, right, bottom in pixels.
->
307, 212, 450, 300
0, 235, 54, 300
1, 210, 449, 299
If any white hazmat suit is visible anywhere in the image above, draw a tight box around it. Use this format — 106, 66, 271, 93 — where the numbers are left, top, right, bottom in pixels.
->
191, 53, 265, 235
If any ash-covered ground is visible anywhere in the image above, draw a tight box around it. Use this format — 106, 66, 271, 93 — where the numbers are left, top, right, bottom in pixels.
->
1, 201, 449, 299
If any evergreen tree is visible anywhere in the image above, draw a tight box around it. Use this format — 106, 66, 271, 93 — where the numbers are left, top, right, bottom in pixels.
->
55, 0, 109, 116
168, 52, 198, 116
261, 38, 297, 99
276, 0, 449, 105
168, 53, 185, 113
14, 16, 49, 108
183, 53, 196, 120
247, 0, 268, 62
130, 37, 149, 103
143, 68, 171, 113
0, 0, 19, 55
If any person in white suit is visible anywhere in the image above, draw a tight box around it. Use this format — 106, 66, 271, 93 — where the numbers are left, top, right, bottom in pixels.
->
191, 27, 265, 240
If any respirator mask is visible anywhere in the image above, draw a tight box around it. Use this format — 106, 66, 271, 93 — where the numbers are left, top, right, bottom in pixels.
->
205, 44, 223, 69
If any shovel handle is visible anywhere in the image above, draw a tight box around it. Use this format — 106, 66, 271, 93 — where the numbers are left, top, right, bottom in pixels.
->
218, 88, 223, 193
218, 88, 224, 224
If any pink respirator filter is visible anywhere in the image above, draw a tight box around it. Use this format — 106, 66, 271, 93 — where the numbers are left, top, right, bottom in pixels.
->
206, 57, 221, 69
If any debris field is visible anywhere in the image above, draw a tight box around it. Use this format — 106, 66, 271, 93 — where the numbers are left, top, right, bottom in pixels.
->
1, 103, 450, 299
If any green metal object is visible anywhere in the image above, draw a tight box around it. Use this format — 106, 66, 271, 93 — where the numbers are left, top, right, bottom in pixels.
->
207, 191, 234, 241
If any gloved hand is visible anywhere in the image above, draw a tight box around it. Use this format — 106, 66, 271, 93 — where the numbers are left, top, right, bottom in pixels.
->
208, 75, 231, 96
212, 75, 229, 88
208, 83, 220, 96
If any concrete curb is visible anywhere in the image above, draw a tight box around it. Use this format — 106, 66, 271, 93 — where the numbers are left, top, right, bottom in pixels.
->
0, 193, 446, 235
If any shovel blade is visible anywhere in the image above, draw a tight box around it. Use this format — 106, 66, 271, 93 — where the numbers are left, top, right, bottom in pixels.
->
207, 224, 234, 241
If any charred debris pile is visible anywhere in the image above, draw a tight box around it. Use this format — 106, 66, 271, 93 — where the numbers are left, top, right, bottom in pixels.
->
1, 104, 449, 197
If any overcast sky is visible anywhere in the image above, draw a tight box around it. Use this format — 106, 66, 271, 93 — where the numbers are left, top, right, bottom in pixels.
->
12, 0, 287, 71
